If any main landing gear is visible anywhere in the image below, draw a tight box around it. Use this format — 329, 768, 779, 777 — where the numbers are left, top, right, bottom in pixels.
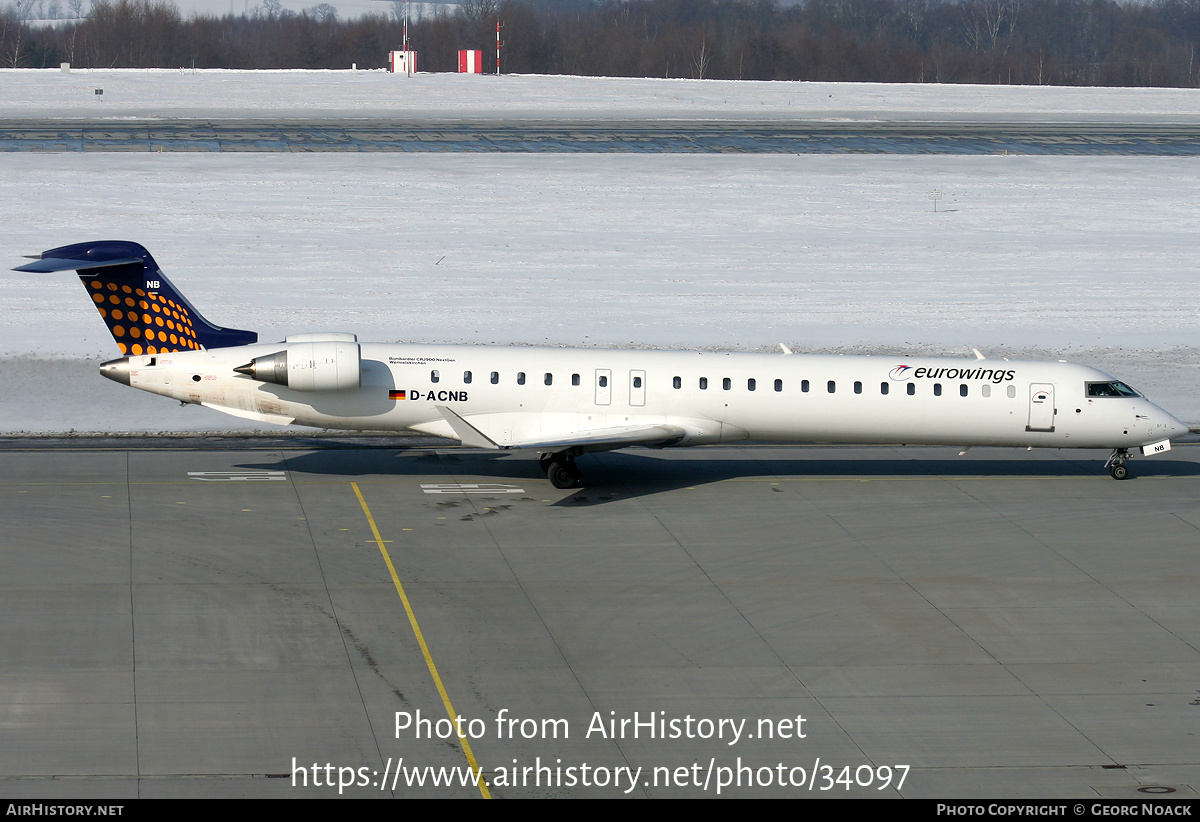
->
1105, 448, 1132, 481
541, 449, 583, 490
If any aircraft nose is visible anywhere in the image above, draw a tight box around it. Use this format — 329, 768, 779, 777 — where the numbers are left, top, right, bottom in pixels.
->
99, 357, 131, 386
1165, 411, 1191, 440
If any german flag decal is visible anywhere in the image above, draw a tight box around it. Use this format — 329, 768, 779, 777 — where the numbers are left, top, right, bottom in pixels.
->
389, 390, 406, 400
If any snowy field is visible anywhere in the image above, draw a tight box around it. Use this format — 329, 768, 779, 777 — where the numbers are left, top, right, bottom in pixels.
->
5, 68, 1200, 123
1, 71, 1198, 432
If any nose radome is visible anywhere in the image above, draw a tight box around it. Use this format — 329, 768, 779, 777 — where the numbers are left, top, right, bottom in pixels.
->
1161, 409, 1191, 439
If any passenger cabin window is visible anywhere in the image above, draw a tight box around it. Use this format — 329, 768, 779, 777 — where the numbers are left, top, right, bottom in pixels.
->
748, 378, 756, 391
700, 377, 708, 390
827, 380, 836, 394
960, 384, 968, 397
801, 380, 810, 393
1007, 385, 1016, 399
774, 379, 783, 392
854, 381, 862, 394
934, 384, 942, 396
431, 370, 439, 383
982, 384, 991, 398
463, 371, 472, 384
723, 377, 731, 390
880, 382, 889, 395
490, 371, 499, 385
517, 372, 526, 385
572, 374, 580, 386
673, 376, 682, 389
907, 383, 915, 396
544, 373, 553, 386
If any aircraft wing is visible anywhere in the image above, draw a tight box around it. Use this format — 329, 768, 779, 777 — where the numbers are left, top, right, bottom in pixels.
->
201, 402, 296, 427
434, 406, 685, 452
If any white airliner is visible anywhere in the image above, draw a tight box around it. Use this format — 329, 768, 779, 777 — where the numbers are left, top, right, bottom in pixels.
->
17, 241, 1189, 488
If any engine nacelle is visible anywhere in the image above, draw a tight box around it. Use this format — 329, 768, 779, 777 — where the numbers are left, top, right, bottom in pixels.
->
235, 340, 361, 391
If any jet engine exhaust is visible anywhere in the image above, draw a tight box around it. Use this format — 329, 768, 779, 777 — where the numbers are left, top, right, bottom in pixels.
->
235, 351, 288, 386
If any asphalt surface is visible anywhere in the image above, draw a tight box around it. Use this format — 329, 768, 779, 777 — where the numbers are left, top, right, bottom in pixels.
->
5, 119, 1200, 154
2, 441, 1198, 798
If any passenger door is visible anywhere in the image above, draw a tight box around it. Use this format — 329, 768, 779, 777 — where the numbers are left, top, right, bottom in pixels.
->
1027, 383, 1056, 432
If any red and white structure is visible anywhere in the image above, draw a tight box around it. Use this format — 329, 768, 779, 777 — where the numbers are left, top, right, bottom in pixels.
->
389, 51, 417, 74
458, 50, 483, 73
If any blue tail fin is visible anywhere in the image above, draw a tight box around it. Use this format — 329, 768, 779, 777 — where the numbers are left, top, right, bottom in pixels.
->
14, 241, 257, 354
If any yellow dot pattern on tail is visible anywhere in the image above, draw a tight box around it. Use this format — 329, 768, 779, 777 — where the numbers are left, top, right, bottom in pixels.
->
86, 278, 201, 355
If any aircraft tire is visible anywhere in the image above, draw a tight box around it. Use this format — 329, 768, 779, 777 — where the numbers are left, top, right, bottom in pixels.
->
1109, 463, 1129, 481
547, 461, 580, 490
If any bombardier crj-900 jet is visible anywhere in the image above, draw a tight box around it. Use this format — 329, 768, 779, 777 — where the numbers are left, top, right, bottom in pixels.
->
17, 241, 1189, 488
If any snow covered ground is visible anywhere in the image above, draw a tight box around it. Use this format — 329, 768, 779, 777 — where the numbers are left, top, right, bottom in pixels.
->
1, 71, 1197, 432
5, 68, 1200, 123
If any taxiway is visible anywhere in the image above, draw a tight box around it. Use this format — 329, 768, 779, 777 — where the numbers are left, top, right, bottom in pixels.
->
2, 442, 1198, 798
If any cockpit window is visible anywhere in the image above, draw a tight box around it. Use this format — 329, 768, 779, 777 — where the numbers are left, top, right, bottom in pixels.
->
1087, 381, 1140, 398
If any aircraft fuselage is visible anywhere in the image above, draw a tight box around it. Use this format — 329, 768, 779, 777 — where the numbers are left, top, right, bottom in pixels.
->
106, 342, 1186, 452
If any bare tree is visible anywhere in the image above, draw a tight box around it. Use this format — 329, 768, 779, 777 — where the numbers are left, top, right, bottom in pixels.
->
7, 0, 24, 66
460, 0, 498, 25
307, 1, 335, 20
692, 37, 712, 78
959, 0, 1019, 53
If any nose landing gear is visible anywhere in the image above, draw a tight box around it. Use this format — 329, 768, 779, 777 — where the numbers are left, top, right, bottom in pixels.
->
1105, 448, 1132, 480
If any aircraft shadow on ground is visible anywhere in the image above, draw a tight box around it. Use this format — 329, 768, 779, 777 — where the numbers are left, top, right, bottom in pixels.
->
234, 447, 1200, 506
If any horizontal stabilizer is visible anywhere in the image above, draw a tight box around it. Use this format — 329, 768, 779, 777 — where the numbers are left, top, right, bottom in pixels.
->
15, 256, 144, 273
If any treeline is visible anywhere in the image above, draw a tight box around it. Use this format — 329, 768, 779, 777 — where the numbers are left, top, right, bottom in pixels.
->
4, 0, 1200, 87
